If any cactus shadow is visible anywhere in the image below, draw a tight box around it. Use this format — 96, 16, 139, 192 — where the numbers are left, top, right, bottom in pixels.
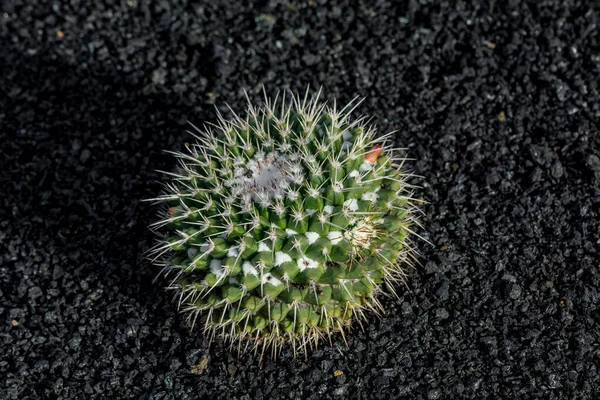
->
2, 47, 215, 310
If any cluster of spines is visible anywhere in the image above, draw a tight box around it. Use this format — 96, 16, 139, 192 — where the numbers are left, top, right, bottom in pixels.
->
147, 89, 422, 358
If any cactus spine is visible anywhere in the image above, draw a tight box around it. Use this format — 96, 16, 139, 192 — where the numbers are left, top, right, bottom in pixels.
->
148, 90, 418, 357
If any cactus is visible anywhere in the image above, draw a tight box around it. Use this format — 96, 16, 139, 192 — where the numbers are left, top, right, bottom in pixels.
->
148, 90, 419, 357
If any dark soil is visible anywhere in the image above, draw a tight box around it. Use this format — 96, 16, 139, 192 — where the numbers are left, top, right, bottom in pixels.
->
1, 1, 599, 399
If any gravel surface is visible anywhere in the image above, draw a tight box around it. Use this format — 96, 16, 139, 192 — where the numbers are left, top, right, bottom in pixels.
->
1, 1, 600, 399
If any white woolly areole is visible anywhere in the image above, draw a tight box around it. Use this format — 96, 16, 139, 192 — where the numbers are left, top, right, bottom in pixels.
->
359, 161, 374, 172
343, 198, 359, 211
342, 130, 353, 141
227, 247, 239, 257
361, 191, 379, 202
242, 261, 258, 277
305, 209, 316, 215
349, 220, 376, 248
199, 243, 211, 253
187, 248, 198, 259
233, 156, 245, 166
305, 231, 320, 245
275, 251, 292, 266
285, 229, 298, 237
348, 169, 360, 178
258, 242, 270, 252
327, 231, 344, 245
209, 259, 225, 278
261, 273, 283, 286
324, 205, 334, 214
297, 256, 319, 272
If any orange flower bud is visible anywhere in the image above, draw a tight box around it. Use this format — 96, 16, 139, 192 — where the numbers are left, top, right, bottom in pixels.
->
365, 144, 382, 164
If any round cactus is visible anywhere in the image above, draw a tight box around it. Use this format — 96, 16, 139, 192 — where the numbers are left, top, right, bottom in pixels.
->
149, 90, 418, 357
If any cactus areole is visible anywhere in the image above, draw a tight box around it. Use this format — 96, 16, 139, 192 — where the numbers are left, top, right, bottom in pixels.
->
148, 90, 418, 357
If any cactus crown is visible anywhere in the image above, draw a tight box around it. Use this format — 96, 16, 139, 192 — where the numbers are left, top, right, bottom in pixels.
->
149, 89, 418, 358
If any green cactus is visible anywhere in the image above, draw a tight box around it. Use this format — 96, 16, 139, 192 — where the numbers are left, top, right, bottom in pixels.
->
148, 90, 418, 357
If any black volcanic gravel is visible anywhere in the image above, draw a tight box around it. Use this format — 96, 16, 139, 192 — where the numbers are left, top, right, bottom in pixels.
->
1, 1, 600, 399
